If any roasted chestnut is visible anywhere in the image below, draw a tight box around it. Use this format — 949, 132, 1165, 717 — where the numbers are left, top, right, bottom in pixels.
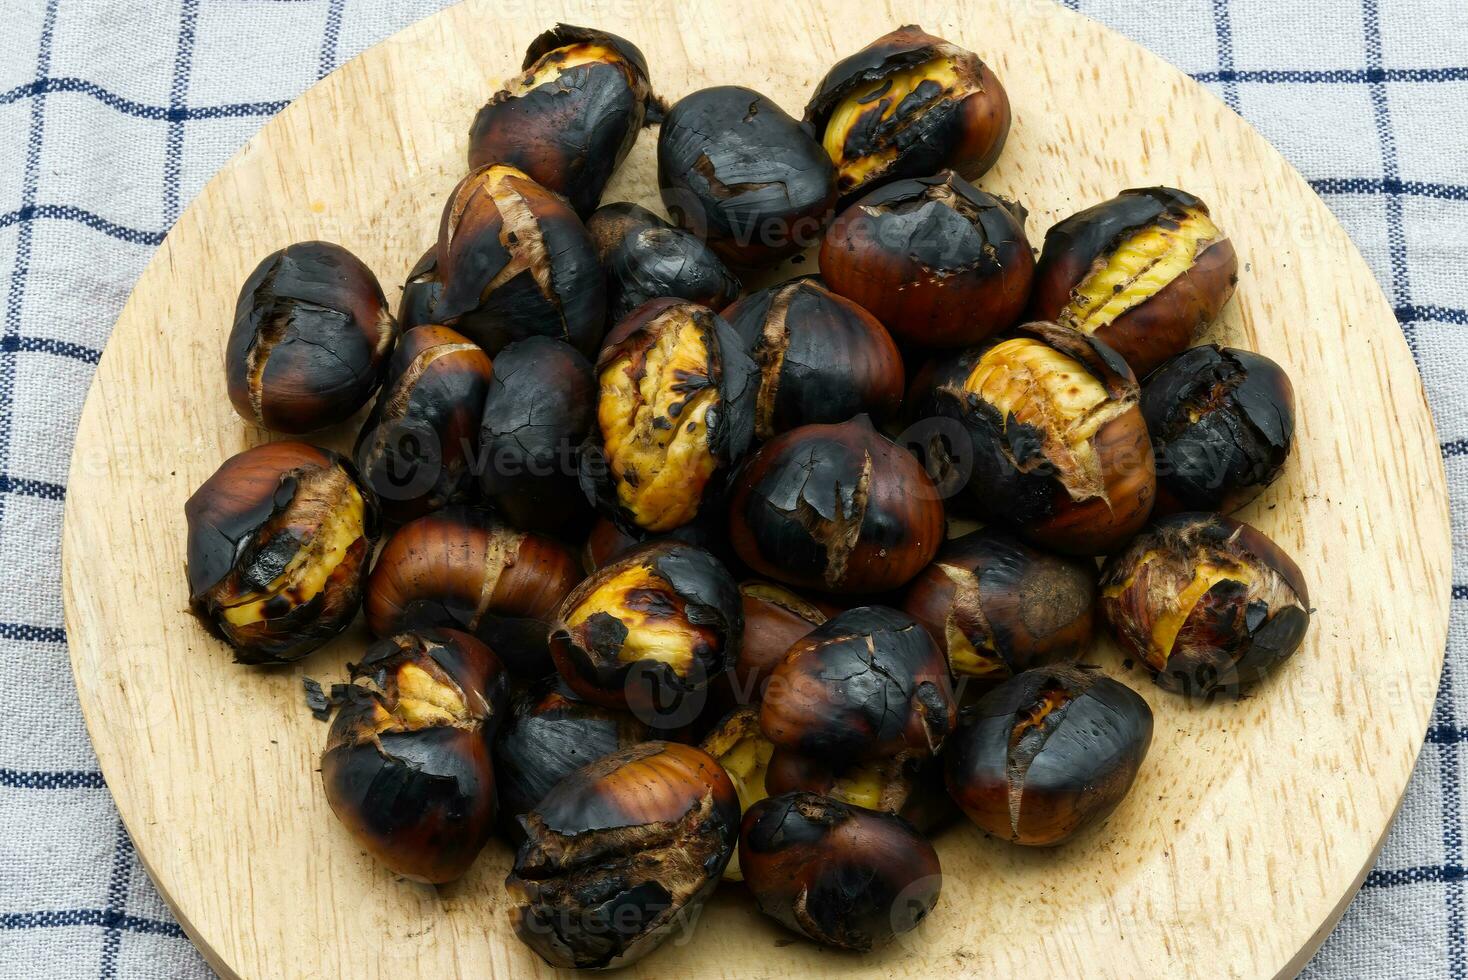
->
549, 540, 740, 724
364, 506, 583, 678
581, 299, 757, 533
185, 442, 376, 664
353, 325, 493, 524
434, 164, 606, 358
1031, 187, 1239, 376
506, 741, 739, 969
727, 415, 944, 593
944, 664, 1153, 846
819, 171, 1033, 348
902, 530, 1096, 685
739, 792, 941, 952
761, 606, 956, 760
1099, 513, 1310, 697
915, 321, 1155, 555
805, 25, 1010, 202
397, 246, 442, 331
468, 25, 655, 219
478, 336, 596, 535
580, 516, 723, 573
493, 677, 651, 841
724, 279, 905, 439
1141, 345, 1296, 515
699, 707, 775, 880
226, 241, 397, 433
587, 202, 742, 321
657, 86, 837, 267
733, 580, 832, 700
320, 629, 507, 882
764, 749, 954, 834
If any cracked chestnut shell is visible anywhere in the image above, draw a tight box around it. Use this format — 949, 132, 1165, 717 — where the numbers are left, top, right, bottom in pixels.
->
364, 506, 583, 678
916, 321, 1155, 555
549, 540, 740, 723
699, 706, 775, 880
727, 414, 944, 594
805, 25, 1010, 203
468, 25, 655, 219
761, 606, 956, 760
1031, 187, 1239, 376
434, 164, 606, 358
478, 336, 596, 535
353, 325, 493, 525
657, 86, 837, 267
588, 202, 742, 322
494, 677, 651, 842
764, 749, 955, 834
506, 741, 739, 969
581, 299, 757, 534
320, 629, 508, 882
820, 171, 1033, 348
734, 580, 833, 699
1142, 345, 1296, 515
945, 664, 1153, 846
185, 442, 376, 665
397, 246, 442, 331
724, 279, 904, 439
739, 792, 942, 952
226, 241, 397, 433
902, 530, 1096, 685
1099, 513, 1310, 697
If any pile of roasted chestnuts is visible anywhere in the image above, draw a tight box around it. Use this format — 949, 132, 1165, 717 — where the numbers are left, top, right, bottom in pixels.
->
184, 22, 1309, 968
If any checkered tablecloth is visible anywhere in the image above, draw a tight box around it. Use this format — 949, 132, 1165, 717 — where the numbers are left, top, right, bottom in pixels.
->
0, 0, 1462, 976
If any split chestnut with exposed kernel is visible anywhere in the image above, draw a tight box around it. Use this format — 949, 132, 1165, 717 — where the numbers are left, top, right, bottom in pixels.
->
699, 707, 776, 880
764, 749, 955, 834
588, 202, 742, 322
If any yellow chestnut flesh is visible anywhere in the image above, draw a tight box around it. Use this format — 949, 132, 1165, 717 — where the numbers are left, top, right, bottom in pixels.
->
563, 564, 719, 674
822, 56, 970, 189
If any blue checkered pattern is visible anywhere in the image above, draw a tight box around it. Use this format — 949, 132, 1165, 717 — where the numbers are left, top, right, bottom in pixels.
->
0, 1, 1461, 975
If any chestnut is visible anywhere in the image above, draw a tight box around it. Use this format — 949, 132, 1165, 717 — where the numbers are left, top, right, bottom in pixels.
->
468, 25, 655, 219
1031, 187, 1239, 376
739, 792, 941, 952
727, 415, 944, 593
364, 506, 583, 678
587, 202, 742, 322
580, 516, 723, 573
764, 749, 955, 834
493, 677, 651, 842
760, 606, 956, 760
804, 25, 1010, 203
581, 299, 757, 533
478, 336, 596, 535
320, 629, 507, 882
1141, 345, 1296, 515
657, 86, 836, 267
226, 241, 397, 433
397, 246, 442, 331
944, 664, 1153, 846
185, 442, 376, 665
353, 324, 493, 525
506, 741, 739, 969
819, 171, 1033, 348
901, 530, 1096, 685
699, 707, 775, 880
915, 321, 1155, 555
1099, 513, 1310, 697
548, 540, 740, 724
724, 279, 905, 439
434, 164, 606, 358
734, 580, 832, 699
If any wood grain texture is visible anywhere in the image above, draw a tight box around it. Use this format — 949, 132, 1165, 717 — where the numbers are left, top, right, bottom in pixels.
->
60, 1, 1451, 977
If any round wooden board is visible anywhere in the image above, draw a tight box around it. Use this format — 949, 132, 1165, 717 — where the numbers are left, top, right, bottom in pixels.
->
61, 0, 1450, 977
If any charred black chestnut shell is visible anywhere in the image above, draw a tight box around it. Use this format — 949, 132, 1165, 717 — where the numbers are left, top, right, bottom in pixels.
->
468, 25, 655, 219
724, 279, 905, 439
588, 202, 742, 322
945, 664, 1153, 846
1141, 345, 1296, 515
478, 336, 596, 535
397, 246, 442, 331
226, 241, 397, 433
739, 792, 942, 952
658, 86, 837, 267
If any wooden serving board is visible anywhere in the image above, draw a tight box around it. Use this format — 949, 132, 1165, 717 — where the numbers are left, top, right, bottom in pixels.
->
61, 1, 1451, 977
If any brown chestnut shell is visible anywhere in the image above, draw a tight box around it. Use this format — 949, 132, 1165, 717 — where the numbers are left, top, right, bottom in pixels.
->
588, 202, 742, 322
732, 580, 834, 700
397, 246, 442, 332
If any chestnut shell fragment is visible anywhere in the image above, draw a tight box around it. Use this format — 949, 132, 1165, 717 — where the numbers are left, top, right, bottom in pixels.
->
506, 741, 740, 969
1099, 513, 1310, 697
1141, 345, 1296, 515
739, 792, 942, 952
226, 241, 397, 433
320, 629, 507, 882
945, 664, 1153, 846
588, 202, 742, 322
